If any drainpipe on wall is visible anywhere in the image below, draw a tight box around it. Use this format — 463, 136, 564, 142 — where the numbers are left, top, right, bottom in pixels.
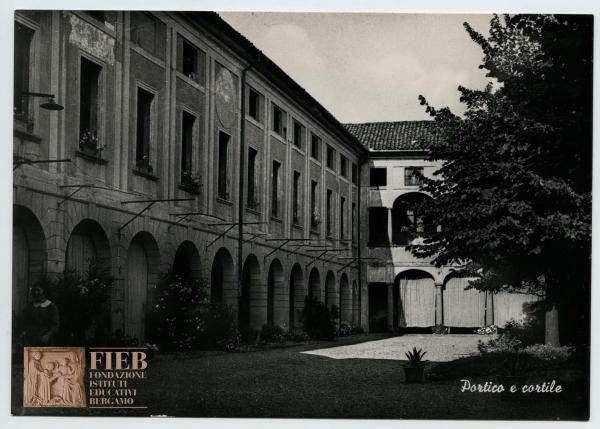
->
357, 158, 365, 330
238, 65, 252, 304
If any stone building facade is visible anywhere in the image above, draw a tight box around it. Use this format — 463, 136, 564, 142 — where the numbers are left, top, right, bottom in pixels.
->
346, 121, 539, 332
13, 11, 365, 342
13, 11, 535, 340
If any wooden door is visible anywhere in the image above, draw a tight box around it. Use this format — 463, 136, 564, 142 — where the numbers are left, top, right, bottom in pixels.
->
12, 225, 29, 314
66, 233, 97, 274
126, 242, 148, 341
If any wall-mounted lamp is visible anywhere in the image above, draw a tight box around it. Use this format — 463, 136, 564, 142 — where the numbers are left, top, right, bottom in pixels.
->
21, 91, 64, 111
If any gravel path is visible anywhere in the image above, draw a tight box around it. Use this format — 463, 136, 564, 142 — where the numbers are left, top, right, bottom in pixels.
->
302, 334, 485, 362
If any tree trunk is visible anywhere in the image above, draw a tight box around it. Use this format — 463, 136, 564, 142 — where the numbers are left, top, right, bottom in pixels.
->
545, 302, 560, 346
544, 273, 560, 346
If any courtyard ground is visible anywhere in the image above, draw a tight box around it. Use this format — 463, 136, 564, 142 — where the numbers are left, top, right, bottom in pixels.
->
13, 333, 588, 420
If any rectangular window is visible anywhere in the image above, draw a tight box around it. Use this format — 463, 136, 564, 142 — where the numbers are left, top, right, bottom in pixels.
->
351, 202, 356, 243
340, 196, 346, 239
180, 111, 195, 182
326, 145, 335, 170
271, 160, 281, 218
293, 120, 304, 149
369, 207, 389, 246
293, 171, 301, 225
79, 57, 102, 150
182, 40, 198, 81
370, 167, 387, 187
272, 104, 286, 138
340, 156, 348, 178
311, 180, 319, 229
326, 189, 333, 236
248, 88, 261, 122
351, 163, 358, 184
218, 131, 230, 199
405, 167, 424, 186
14, 22, 34, 119
136, 88, 153, 168
130, 12, 166, 60
247, 147, 258, 209
311, 134, 320, 160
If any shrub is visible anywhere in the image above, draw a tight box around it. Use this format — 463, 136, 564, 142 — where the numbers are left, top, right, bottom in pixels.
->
259, 324, 287, 343
475, 325, 498, 335
478, 334, 522, 354
521, 344, 573, 361
336, 321, 353, 337
51, 260, 114, 346
197, 303, 240, 351
335, 321, 363, 336
502, 307, 544, 346
301, 295, 335, 340
148, 271, 240, 351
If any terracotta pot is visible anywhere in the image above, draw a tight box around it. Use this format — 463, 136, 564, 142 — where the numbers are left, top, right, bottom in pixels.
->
403, 365, 425, 383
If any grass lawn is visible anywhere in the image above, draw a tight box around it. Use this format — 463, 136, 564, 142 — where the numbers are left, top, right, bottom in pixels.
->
12, 334, 588, 420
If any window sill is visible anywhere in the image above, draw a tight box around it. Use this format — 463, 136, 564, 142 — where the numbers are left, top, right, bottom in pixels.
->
270, 216, 282, 224
325, 167, 337, 175
270, 131, 287, 144
245, 115, 264, 129
291, 144, 305, 155
132, 168, 159, 181
75, 150, 108, 165
178, 183, 200, 195
176, 72, 205, 91
310, 229, 320, 236
292, 222, 303, 231
309, 157, 321, 166
216, 196, 232, 206
13, 127, 42, 144
246, 206, 261, 216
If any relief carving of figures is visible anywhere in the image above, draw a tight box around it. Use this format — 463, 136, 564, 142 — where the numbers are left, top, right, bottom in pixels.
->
23, 348, 86, 408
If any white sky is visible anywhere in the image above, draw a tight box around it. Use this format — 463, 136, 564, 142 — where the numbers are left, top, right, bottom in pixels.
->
220, 13, 493, 123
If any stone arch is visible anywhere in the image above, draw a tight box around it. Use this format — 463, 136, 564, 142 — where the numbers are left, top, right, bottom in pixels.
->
308, 267, 321, 302
210, 247, 235, 306
65, 219, 111, 275
339, 273, 351, 324
267, 258, 286, 327
391, 192, 432, 245
394, 269, 436, 328
125, 231, 161, 341
13, 205, 47, 314
325, 270, 337, 310
173, 240, 202, 280
289, 263, 304, 330
442, 272, 485, 328
240, 254, 263, 331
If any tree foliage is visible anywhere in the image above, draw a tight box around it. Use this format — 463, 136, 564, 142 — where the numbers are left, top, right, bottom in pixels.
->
412, 15, 592, 345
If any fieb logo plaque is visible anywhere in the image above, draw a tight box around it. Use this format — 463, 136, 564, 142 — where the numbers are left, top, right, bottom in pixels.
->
23, 347, 86, 408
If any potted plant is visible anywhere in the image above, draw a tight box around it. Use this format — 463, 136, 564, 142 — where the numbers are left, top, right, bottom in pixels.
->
79, 129, 105, 158
403, 347, 427, 383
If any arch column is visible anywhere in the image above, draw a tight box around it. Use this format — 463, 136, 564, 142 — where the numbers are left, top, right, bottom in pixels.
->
435, 281, 444, 326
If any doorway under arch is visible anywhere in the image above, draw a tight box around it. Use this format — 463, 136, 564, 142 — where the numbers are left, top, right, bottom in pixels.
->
267, 259, 286, 326
210, 248, 234, 306
289, 264, 304, 330
125, 231, 161, 341
240, 254, 263, 331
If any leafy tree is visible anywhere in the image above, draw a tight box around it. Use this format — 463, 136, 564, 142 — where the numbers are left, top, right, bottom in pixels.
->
414, 15, 592, 346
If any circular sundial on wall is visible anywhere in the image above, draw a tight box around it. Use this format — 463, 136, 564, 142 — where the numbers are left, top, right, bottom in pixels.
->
215, 67, 236, 130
